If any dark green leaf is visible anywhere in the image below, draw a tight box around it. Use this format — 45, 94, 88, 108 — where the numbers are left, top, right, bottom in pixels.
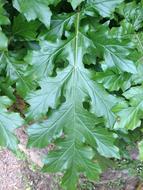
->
13, 15, 40, 40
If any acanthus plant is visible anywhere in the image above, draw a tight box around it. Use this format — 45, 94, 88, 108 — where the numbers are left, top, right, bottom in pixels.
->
1, 0, 143, 189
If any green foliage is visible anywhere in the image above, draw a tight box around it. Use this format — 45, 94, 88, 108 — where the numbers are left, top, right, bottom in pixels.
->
1, 0, 143, 189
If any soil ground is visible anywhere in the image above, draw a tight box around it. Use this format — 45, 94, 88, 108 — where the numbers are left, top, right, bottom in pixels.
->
0, 148, 61, 190
0, 149, 142, 190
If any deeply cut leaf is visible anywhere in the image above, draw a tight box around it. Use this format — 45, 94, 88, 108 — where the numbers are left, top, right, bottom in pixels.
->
26, 12, 121, 189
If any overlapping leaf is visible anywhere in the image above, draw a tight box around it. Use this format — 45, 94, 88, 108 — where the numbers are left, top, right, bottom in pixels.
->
86, 0, 124, 17
13, 0, 53, 27
89, 26, 137, 74
0, 52, 36, 97
0, 96, 23, 151
13, 15, 40, 40
26, 12, 123, 189
114, 86, 143, 131
39, 13, 77, 40
119, 1, 143, 30
95, 69, 131, 91
0, 0, 10, 25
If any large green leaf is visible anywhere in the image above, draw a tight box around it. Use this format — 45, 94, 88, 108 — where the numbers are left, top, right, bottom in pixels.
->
27, 12, 120, 189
